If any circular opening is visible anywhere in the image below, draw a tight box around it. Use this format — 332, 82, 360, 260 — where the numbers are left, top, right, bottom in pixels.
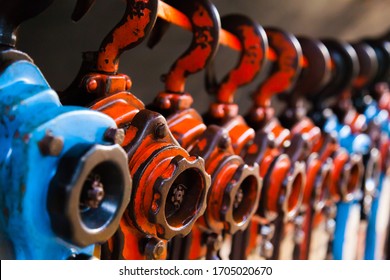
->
78, 161, 124, 230
346, 162, 360, 195
287, 172, 303, 213
232, 175, 259, 224
165, 168, 204, 228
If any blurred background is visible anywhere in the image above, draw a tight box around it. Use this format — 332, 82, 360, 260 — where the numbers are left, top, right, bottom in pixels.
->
17, 0, 390, 114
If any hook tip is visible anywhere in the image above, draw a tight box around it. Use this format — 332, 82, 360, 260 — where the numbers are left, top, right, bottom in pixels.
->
71, 0, 96, 22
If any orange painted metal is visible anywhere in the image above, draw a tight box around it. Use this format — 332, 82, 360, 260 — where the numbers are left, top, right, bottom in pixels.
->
252, 30, 302, 108
157, 0, 281, 62
291, 118, 364, 259
202, 21, 308, 259
203, 14, 268, 158
283, 37, 365, 259
97, 0, 158, 73
150, 2, 263, 260
60, 0, 211, 260
240, 28, 306, 260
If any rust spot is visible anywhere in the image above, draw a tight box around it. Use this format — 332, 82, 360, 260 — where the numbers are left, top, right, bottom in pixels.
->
217, 25, 264, 104
13, 130, 20, 139
23, 134, 30, 143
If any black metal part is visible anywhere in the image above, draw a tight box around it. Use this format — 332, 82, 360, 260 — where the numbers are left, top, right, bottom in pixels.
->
0, 0, 54, 47
100, 226, 126, 260
352, 42, 379, 89
309, 40, 360, 127
48, 144, 131, 247
71, 0, 96, 22
284, 134, 311, 163
147, 17, 171, 49
351, 42, 379, 113
295, 37, 332, 99
67, 253, 95, 260
363, 39, 390, 88
317, 39, 359, 104
229, 228, 250, 260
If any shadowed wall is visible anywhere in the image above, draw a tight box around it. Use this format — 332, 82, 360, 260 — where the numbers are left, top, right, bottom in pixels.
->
17, 0, 390, 114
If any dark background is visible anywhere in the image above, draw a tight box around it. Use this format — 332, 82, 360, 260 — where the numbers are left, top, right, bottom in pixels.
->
17, 0, 390, 115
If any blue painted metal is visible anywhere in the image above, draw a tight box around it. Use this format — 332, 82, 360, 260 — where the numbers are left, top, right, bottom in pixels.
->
324, 114, 370, 259
362, 99, 390, 259
0, 60, 128, 259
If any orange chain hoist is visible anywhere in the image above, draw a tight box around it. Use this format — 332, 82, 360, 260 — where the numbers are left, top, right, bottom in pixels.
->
203, 20, 306, 259
60, 0, 211, 260
147, 0, 262, 260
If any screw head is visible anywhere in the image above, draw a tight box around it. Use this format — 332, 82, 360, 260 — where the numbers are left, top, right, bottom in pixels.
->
38, 131, 64, 156
104, 128, 125, 145
80, 173, 105, 209
154, 123, 167, 139
233, 188, 244, 209
218, 134, 230, 150
171, 184, 186, 210
86, 78, 98, 93
145, 238, 165, 260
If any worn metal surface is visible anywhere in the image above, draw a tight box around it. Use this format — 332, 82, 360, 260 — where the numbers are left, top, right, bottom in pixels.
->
149, 3, 262, 260
237, 27, 306, 260
305, 39, 369, 259
0, 59, 131, 259
61, 0, 210, 260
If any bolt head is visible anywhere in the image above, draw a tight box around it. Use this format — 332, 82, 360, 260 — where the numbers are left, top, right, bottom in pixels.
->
38, 131, 64, 156
233, 188, 244, 209
145, 238, 165, 260
81, 174, 105, 209
155, 123, 167, 139
104, 128, 125, 145
218, 134, 230, 150
86, 78, 98, 93
171, 184, 186, 210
